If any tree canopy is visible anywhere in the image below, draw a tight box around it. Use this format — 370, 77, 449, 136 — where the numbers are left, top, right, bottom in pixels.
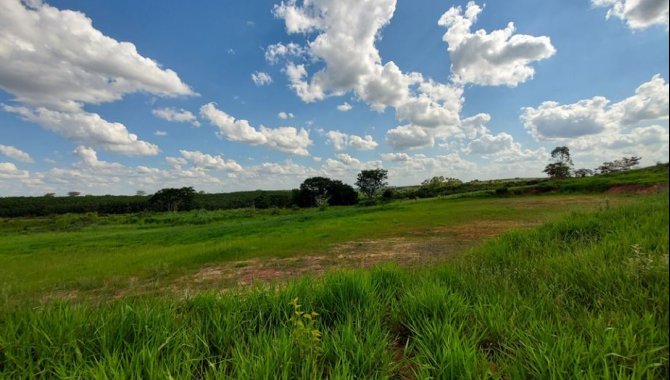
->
294, 177, 358, 208
355, 169, 388, 198
544, 146, 573, 179
596, 156, 641, 174
149, 187, 196, 212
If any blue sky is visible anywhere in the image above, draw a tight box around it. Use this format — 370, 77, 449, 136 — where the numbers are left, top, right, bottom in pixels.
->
0, 0, 668, 195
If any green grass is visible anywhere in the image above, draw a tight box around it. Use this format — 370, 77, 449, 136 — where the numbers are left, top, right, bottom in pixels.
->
1, 192, 667, 378
0, 194, 624, 300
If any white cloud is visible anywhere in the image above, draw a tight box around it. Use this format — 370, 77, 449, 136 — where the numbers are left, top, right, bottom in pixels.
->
154, 130, 167, 136
592, 0, 669, 29
463, 131, 547, 163
278, 111, 295, 119
522, 74, 669, 140
200, 102, 312, 156
521, 75, 669, 166
438, 1, 556, 87
381, 152, 477, 182
386, 124, 434, 149
4, 105, 160, 156
337, 102, 353, 112
251, 71, 273, 86
325, 130, 378, 150
322, 153, 382, 175
0, 162, 29, 179
0, 144, 33, 163
265, 42, 306, 64
73, 146, 123, 169
0, 0, 193, 156
0, 0, 194, 112
522, 97, 612, 139
273, 0, 466, 137
176, 150, 243, 172
380, 152, 412, 162
152, 107, 200, 128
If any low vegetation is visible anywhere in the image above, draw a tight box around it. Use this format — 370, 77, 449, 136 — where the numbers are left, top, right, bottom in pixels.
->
1, 192, 667, 378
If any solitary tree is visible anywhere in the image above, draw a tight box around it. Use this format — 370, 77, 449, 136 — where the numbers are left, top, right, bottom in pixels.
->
543, 146, 573, 179
67, 191, 81, 197
135, 190, 146, 196
355, 169, 388, 198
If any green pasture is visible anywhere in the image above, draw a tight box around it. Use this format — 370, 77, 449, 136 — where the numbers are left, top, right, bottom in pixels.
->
1, 194, 621, 300
0, 192, 667, 378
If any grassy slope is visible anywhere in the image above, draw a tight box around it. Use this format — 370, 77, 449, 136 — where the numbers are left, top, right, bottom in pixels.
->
0, 193, 667, 379
0, 194, 622, 299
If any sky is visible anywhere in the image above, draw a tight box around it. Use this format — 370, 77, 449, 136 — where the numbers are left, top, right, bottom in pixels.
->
0, 0, 668, 196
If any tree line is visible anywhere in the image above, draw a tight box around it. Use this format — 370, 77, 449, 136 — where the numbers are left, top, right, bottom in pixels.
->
0, 169, 390, 217
543, 146, 641, 179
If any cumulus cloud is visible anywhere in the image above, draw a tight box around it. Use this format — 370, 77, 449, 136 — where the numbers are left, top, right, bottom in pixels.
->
0, 144, 33, 163
592, 0, 669, 29
73, 146, 123, 169
337, 102, 353, 112
438, 1, 556, 87
152, 107, 200, 128
4, 105, 160, 156
0, 0, 193, 155
0, 0, 194, 111
251, 71, 273, 86
386, 124, 434, 149
464, 131, 547, 163
176, 150, 243, 171
521, 75, 669, 164
200, 103, 312, 155
325, 130, 378, 150
272, 0, 466, 138
381, 152, 476, 181
278, 111, 295, 119
322, 153, 382, 175
0, 162, 30, 179
265, 42, 307, 64
522, 74, 669, 140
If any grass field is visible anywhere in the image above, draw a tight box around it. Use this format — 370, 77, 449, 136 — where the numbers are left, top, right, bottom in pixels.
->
0, 167, 668, 378
0, 194, 627, 301
0, 191, 667, 378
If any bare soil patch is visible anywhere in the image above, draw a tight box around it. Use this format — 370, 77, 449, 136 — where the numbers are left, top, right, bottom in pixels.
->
607, 183, 668, 194
167, 218, 538, 294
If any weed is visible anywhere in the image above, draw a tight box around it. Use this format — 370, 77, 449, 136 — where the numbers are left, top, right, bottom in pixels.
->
289, 297, 322, 357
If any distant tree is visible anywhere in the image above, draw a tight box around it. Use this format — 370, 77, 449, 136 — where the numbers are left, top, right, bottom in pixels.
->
574, 168, 593, 178
356, 169, 389, 198
419, 176, 462, 197
44, 193, 56, 197
295, 177, 358, 207
327, 180, 358, 206
543, 146, 573, 179
296, 177, 332, 207
596, 156, 641, 174
67, 191, 81, 197
135, 190, 146, 196
253, 192, 270, 209
149, 187, 196, 212
382, 188, 394, 202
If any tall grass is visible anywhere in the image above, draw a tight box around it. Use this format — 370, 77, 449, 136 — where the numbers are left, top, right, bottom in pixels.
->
1, 193, 667, 378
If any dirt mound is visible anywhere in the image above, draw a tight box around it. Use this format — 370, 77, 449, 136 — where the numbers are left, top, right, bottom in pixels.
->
606, 183, 668, 194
